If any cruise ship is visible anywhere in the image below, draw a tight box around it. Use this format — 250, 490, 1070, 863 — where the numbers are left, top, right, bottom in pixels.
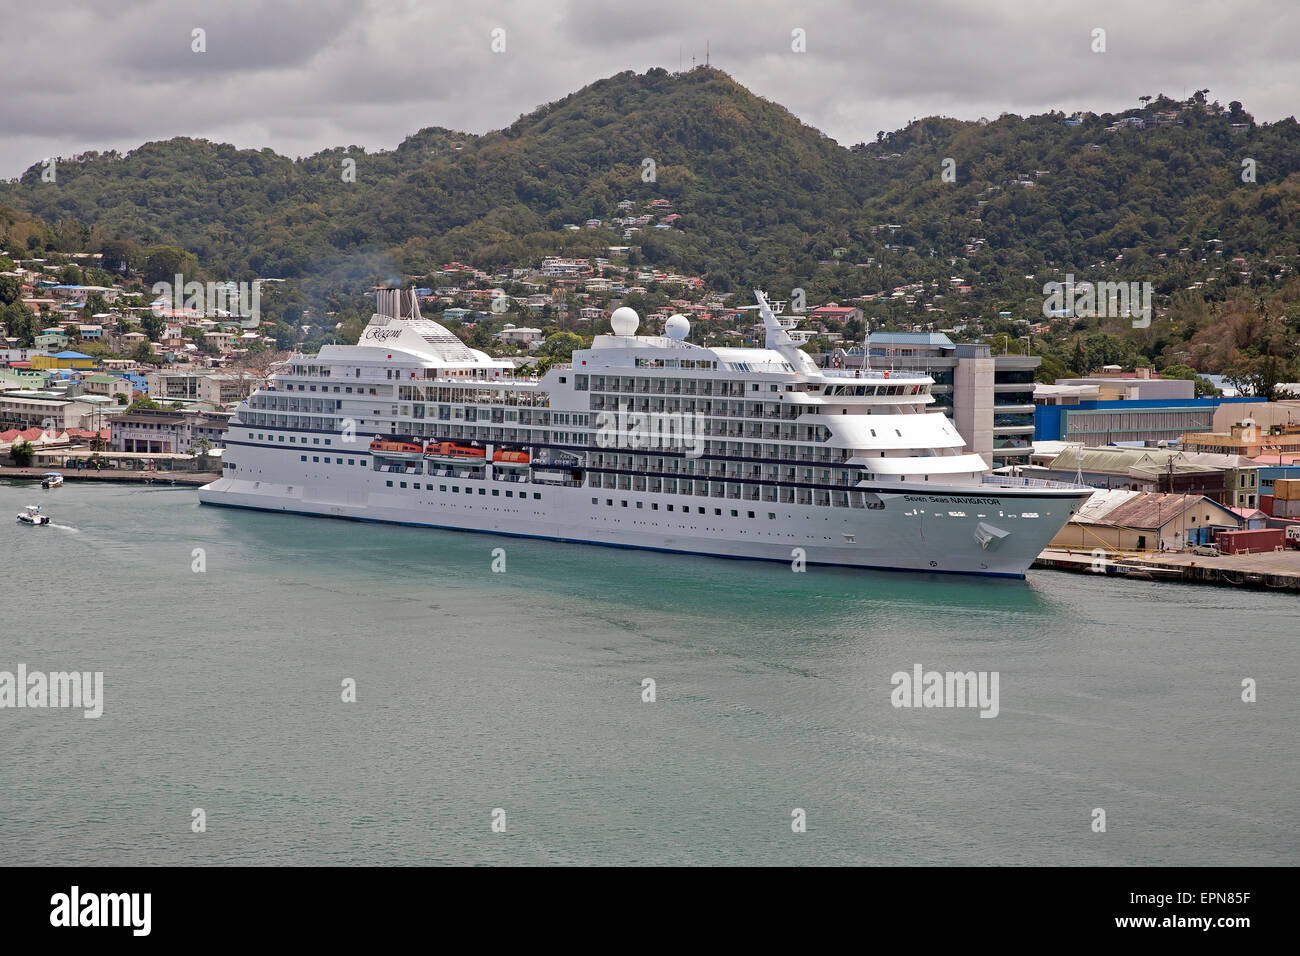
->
199, 290, 1092, 576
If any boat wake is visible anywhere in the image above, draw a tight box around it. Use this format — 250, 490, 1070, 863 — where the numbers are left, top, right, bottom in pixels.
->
49, 523, 80, 533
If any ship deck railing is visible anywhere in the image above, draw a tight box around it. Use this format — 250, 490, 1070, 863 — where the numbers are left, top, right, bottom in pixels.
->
981, 475, 1093, 491
821, 368, 927, 380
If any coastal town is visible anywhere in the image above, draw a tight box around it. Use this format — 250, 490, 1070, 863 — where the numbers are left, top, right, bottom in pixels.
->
4, 233, 1299, 588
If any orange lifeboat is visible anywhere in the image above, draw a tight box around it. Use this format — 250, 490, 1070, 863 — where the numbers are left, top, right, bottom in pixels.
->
369, 439, 424, 458
492, 450, 530, 468
425, 441, 487, 464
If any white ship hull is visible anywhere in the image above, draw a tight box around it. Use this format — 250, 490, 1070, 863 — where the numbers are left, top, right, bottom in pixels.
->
199, 461, 1088, 577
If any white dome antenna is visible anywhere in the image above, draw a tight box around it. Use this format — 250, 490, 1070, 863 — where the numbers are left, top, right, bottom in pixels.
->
610, 306, 639, 336
664, 314, 689, 340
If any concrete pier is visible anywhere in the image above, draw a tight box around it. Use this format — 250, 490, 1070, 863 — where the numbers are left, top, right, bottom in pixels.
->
1034, 547, 1300, 592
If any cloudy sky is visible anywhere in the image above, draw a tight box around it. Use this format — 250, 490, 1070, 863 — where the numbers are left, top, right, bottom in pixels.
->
3, 0, 1296, 178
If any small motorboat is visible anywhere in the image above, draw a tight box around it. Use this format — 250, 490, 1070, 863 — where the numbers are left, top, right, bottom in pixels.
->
41, 472, 64, 488
16, 504, 50, 525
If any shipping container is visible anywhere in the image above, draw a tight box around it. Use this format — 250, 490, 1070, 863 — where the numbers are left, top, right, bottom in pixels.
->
1214, 528, 1286, 554
1273, 478, 1300, 500
1273, 498, 1300, 519
1260, 493, 1274, 516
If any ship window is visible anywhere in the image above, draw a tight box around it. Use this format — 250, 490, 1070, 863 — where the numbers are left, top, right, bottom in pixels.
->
440, 485, 447, 491
506, 490, 513, 497
312, 456, 319, 462
300, 455, 306, 461
652, 503, 659, 510
324, 457, 330, 463
768, 513, 775, 519
290, 437, 296, 442
592, 497, 598, 504
667, 504, 673, 511
698, 507, 705, 514
479, 488, 486, 495
607, 499, 613, 506
637, 501, 643, 508
748, 511, 755, 518
400, 482, 407, 488
730, 510, 738, 517
452, 486, 459, 493
413, 483, 421, 489
621, 500, 628, 507
715, 509, 722, 516
325, 439, 331, 445
348, 459, 355, 465
386, 480, 393, 487
313, 438, 320, 444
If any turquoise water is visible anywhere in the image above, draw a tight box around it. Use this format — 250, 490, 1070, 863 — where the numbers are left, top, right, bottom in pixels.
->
2, 480, 1296, 865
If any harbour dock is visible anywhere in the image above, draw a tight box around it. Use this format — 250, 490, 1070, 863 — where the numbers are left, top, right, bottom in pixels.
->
0, 466, 218, 486
1034, 547, 1300, 592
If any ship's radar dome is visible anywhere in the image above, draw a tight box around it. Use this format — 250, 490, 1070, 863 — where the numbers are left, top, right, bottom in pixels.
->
610, 306, 640, 335
664, 314, 690, 340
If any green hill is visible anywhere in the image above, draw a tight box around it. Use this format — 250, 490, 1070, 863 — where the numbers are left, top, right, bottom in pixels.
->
2, 68, 1299, 389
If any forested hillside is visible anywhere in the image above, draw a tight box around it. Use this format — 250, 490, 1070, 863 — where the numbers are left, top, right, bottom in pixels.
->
3, 67, 1299, 390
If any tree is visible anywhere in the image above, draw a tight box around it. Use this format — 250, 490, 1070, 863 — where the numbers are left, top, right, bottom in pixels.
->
270, 320, 298, 350
0, 275, 21, 306
10, 439, 34, 467
130, 395, 161, 411
130, 340, 157, 365
1071, 338, 1086, 375
540, 331, 584, 358
1159, 364, 1221, 397
1224, 354, 1295, 401
1035, 353, 1070, 384
1, 301, 39, 345
99, 238, 142, 275
188, 438, 215, 472
83, 291, 110, 316
142, 245, 197, 286
140, 313, 164, 341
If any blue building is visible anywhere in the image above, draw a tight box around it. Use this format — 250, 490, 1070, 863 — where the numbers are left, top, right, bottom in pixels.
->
1034, 396, 1258, 444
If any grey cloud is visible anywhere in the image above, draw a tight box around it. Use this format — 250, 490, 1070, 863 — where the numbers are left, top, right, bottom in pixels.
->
1, 0, 1296, 179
